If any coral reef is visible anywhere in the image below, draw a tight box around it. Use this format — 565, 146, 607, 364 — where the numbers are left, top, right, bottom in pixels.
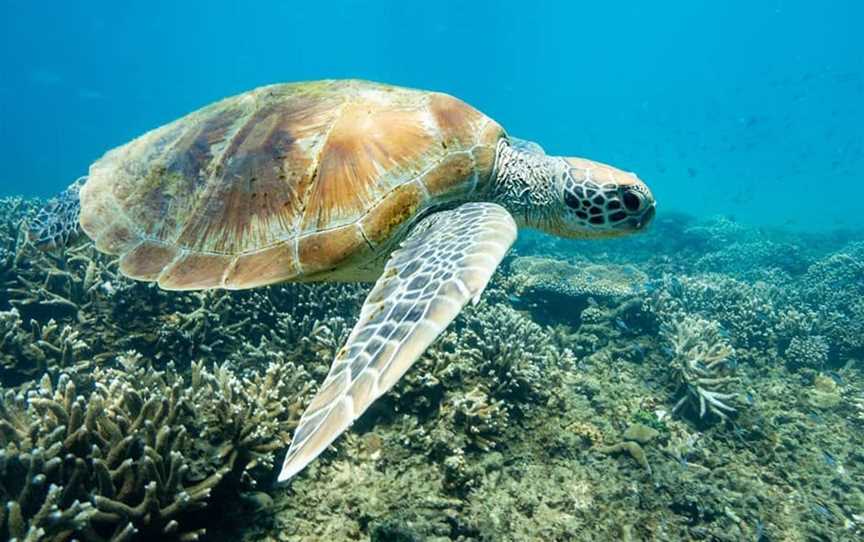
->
1, 308, 90, 385
1, 364, 221, 541
797, 242, 864, 363
0, 352, 308, 541
503, 256, 647, 326
784, 334, 830, 371
1, 195, 863, 542
660, 315, 739, 420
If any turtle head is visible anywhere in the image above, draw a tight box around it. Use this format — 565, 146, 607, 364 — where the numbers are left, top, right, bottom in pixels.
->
492, 139, 655, 239
554, 157, 655, 239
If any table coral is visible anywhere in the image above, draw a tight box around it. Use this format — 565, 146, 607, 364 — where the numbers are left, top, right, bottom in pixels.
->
506, 256, 647, 306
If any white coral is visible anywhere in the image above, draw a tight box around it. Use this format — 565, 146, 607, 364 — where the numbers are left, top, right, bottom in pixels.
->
662, 315, 738, 420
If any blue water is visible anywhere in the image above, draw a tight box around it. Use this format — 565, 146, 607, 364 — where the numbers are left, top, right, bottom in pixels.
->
1, 0, 862, 229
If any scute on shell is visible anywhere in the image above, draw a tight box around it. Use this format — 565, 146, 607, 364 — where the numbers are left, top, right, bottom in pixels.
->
79, 80, 504, 290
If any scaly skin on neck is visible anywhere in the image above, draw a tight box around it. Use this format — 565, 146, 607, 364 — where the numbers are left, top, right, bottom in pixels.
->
489, 139, 565, 232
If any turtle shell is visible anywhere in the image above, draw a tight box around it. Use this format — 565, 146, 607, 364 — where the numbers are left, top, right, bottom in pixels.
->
79, 80, 504, 290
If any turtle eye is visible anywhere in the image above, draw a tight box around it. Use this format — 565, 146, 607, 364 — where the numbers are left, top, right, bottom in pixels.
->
564, 190, 581, 209
622, 189, 642, 212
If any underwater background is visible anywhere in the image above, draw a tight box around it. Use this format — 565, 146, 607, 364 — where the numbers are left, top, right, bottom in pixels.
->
1, 0, 863, 228
1, 1, 864, 541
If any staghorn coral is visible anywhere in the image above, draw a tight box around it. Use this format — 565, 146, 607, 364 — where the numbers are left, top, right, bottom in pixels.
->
0, 308, 90, 385
0, 198, 33, 302
441, 386, 508, 453
7, 242, 114, 323
0, 457, 95, 542
3, 194, 864, 542
7, 213, 369, 376
661, 315, 739, 421
0, 352, 309, 542
400, 302, 575, 421
188, 357, 315, 483
0, 367, 225, 541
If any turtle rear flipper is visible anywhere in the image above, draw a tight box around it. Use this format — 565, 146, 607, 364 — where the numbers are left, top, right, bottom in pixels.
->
276, 202, 517, 483
28, 177, 86, 249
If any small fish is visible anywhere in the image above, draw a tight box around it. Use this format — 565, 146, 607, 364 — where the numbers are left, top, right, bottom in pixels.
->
632, 344, 645, 359
754, 520, 765, 541
615, 318, 629, 332
827, 371, 844, 386
822, 451, 836, 468
741, 115, 761, 128
662, 346, 675, 357
587, 297, 598, 307
507, 293, 522, 304
718, 327, 731, 339
808, 411, 823, 424
812, 504, 832, 520
745, 392, 755, 405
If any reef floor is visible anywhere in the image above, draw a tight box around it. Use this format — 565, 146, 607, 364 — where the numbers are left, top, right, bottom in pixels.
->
2, 197, 863, 541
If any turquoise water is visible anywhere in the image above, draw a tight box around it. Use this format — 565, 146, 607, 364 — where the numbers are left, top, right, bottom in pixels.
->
1, 0, 862, 228
3, 3, 864, 541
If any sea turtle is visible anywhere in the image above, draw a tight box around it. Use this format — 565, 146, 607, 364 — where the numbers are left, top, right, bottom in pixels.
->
36, 80, 656, 483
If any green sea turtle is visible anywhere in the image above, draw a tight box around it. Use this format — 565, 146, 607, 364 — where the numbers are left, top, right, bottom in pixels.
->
36, 80, 656, 483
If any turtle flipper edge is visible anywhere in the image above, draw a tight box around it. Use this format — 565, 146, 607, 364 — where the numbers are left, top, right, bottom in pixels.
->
276, 202, 518, 483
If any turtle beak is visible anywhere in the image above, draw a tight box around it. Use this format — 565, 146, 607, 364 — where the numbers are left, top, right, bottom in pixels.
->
634, 202, 656, 230
619, 185, 656, 231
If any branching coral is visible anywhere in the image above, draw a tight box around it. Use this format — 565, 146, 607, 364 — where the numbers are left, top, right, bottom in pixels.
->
661, 315, 738, 420
0, 198, 32, 300
411, 302, 575, 418
6, 242, 115, 322
0, 352, 309, 541
0, 308, 90, 384
647, 273, 782, 364
797, 242, 864, 362
0, 366, 226, 541
443, 386, 508, 453
3, 194, 862, 542
189, 358, 314, 482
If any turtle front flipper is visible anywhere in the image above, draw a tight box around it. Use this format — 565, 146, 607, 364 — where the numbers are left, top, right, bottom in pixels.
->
28, 177, 86, 249
277, 202, 518, 483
